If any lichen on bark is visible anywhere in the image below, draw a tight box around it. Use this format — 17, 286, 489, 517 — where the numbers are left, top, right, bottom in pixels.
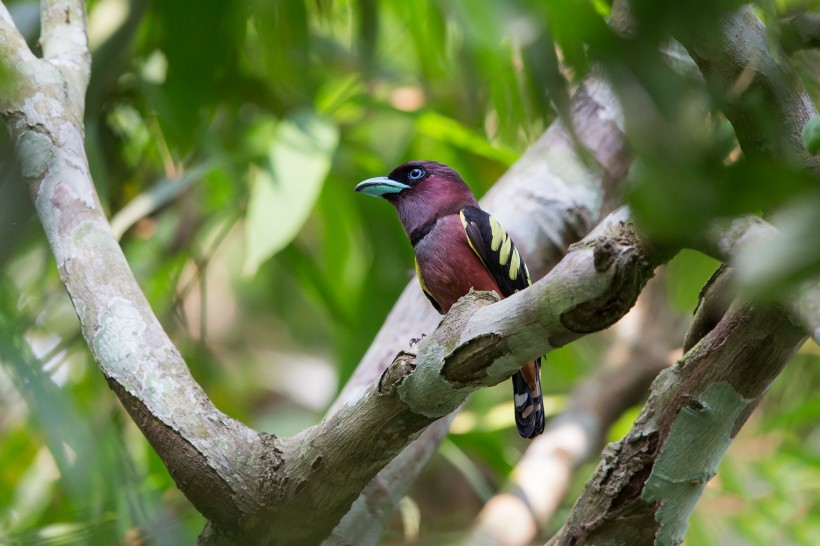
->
642, 382, 751, 545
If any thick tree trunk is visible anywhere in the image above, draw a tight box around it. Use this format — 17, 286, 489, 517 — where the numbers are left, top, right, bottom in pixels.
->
548, 302, 805, 545
467, 273, 684, 546
2, 3, 818, 546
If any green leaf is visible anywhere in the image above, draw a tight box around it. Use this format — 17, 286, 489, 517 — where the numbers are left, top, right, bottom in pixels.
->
802, 115, 820, 155
734, 196, 820, 298
416, 112, 518, 165
244, 111, 339, 275
2, 448, 57, 533
439, 438, 495, 502
665, 250, 722, 312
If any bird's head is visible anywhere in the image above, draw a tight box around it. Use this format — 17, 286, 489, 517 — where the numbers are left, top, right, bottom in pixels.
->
355, 160, 478, 239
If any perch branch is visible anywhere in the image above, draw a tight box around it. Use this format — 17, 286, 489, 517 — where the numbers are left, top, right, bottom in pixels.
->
325, 74, 630, 545
466, 272, 683, 546
251, 207, 674, 545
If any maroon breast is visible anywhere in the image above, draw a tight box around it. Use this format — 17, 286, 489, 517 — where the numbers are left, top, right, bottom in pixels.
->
414, 214, 501, 314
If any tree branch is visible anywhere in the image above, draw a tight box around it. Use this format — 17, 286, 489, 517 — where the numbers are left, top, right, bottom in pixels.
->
330, 75, 629, 412
7, 2, 811, 545
0, 2, 31, 56
0, 1, 267, 534
548, 298, 805, 545
682, 265, 733, 352
681, 5, 820, 172
4, 4, 649, 541
324, 417, 456, 546
466, 272, 683, 546
39, 0, 90, 121
325, 74, 631, 545
704, 216, 820, 345
546, 6, 817, 544
0, 2, 39, 113
252, 208, 673, 545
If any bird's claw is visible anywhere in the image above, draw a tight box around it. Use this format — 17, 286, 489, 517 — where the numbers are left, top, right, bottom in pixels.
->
409, 333, 427, 347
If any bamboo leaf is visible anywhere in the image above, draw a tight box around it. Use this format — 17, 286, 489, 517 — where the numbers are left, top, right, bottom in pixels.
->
244, 111, 339, 275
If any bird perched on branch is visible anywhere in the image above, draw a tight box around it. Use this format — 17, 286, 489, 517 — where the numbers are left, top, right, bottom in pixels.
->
355, 160, 545, 439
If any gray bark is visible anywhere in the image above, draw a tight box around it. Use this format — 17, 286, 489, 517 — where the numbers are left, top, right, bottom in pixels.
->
548, 301, 805, 545
325, 73, 631, 546
548, 5, 818, 544
0, 1, 268, 534
1, 3, 817, 546
683, 6, 820, 172
467, 273, 684, 546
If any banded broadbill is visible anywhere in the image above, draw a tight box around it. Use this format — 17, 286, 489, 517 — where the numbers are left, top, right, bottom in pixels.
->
355, 160, 545, 439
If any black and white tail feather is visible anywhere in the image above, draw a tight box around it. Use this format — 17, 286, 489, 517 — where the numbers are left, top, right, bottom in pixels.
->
511, 361, 545, 439
459, 206, 546, 439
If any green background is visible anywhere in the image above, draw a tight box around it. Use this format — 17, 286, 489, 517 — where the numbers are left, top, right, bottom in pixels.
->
0, 0, 818, 544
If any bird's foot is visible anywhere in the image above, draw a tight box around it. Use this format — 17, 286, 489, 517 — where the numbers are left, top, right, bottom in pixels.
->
409, 333, 427, 347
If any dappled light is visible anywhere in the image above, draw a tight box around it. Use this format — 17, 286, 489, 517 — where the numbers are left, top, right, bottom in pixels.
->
0, 0, 818, 544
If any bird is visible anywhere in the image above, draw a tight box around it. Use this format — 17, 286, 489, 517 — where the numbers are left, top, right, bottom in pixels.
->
355, 160, 545, 439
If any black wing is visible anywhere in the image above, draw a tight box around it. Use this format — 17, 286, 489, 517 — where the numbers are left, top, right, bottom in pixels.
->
458, 206, 532, 297
460, 206, 545, 439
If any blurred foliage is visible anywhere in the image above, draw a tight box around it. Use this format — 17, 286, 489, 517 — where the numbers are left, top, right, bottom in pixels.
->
0, 0, 818, 544
803, 114, 820, 154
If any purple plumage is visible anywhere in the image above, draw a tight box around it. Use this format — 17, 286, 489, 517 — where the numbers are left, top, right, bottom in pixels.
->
413, 215, 499, 313
355, 160, 546, 439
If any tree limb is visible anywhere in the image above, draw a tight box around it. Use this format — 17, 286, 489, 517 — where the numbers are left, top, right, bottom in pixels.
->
0, 1, 267, 535
325, 74, 631, 545
704, 216, 820, 345
0, 6, 671, 540
330, 75, 629, 413
0, 2, 32, 58
780, 12, 820, 54
681, 5, 820, 172
6, 3, 812, 545
4, 4, 651, 541
546, 6, 817, 544
466, 272, 683, 546
0, 2, 39, 112
324, 416, 456, 546
682, 265, 733, 352
253, 208, 674, 545
547, 298, 805, 545
39, 0, 90, 121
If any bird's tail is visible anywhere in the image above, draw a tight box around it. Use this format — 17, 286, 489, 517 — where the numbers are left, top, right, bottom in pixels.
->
512, 359, 545, 439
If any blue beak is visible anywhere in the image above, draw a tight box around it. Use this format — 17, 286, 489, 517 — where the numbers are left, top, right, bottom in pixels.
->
354, 177, 411, 197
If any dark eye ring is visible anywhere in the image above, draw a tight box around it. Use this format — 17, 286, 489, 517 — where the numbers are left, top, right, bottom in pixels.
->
408, 168, 425, 181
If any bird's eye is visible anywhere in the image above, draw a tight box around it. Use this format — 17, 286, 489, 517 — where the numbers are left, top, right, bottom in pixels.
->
407, 168, 425, 181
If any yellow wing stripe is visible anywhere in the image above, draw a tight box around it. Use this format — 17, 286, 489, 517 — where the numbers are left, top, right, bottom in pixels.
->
462, 207, 534, 292
499, 235, 512, 265
489, 217, 504, 251
415, 258, 435, 300
509, 248, 520, 280
459, 210, 484, 260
